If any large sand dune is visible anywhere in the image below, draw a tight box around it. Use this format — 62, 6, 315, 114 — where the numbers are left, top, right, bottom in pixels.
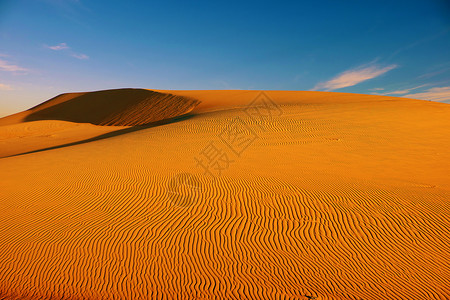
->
0, 89, 449, 299
0, 89, 200, 126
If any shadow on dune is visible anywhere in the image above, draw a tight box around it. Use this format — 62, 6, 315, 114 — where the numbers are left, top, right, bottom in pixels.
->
0, 88, 201, 159
23, 88, 201, 126
3, 113, 196, 159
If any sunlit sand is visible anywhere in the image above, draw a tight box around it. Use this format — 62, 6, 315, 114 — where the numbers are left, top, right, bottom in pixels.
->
0, 89, 449, 299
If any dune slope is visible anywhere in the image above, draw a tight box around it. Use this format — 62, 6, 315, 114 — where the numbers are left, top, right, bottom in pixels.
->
0, 90, 449, 300
0, 89, 201, 158
0, 120, 129, 158
0, 88, 200, 126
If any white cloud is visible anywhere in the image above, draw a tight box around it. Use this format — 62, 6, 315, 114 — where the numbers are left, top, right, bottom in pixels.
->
369, 87, 385, 91
0, 83, 13, 90
384, 89, 411, 95
404, 86, 450, 102
313, 64, 398, 91
0, 59, 29, 73
47, 43, 69, 50
45, 42, 89, 60
71, 53, 89, 60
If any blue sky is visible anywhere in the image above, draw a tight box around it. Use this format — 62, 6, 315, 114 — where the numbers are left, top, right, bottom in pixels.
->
0, 0, 449, 115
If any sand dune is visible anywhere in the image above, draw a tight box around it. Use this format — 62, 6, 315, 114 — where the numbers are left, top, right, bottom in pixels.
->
0, 88, 200, 126
0, 89, 200, 158
0, 120, 128, 158
0, 90, 449, 299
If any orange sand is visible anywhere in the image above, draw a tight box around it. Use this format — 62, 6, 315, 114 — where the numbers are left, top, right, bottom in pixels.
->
0, 89, 449, 299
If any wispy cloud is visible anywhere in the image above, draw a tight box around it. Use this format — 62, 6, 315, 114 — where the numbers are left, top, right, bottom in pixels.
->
383, 89, 412, 95
0, 59, 29, 73
369, 87, 384, 91
388, 28, 450, 60
313, 63, 397, 91
71, 53, 89, 60
404, 86, 450, 102
380, 84, 429, 95
417, 66, 450, 79
47, 43, 69, 50
0, 83, 13, 90
45, 42, 89, 60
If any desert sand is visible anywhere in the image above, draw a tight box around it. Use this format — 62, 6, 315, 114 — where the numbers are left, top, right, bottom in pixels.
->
0, 89, 449, 299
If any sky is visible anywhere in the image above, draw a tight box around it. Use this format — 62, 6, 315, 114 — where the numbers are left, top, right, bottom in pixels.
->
0, 0, 449, 116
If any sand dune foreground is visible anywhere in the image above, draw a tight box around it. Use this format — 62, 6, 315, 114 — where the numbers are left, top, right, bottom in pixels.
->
0, 89, 449, 299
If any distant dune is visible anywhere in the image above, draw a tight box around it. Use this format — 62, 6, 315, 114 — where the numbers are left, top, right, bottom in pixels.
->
0, 89, 200, 158
0, 89, 449, 299
0, 88, 200, 126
